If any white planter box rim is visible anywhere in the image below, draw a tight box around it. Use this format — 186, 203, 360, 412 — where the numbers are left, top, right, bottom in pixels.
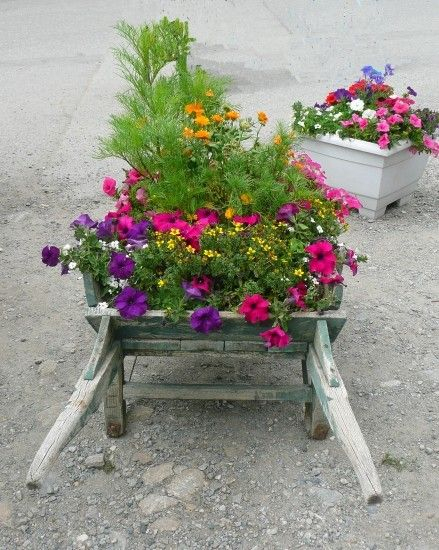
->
307, 134, 412, 157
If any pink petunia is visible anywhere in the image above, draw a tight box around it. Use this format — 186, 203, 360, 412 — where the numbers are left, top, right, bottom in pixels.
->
392, 99, 410, 114
423, 135, 439, 156
387, 114, 403, 125
124, 168, 143, 185
305, 240, 337, 276
260, 326, 291, 348
376, 119, 390, 133
238, 294, 270, 324
377, 133, 390, 149
319, 273, 344, 284
409, 114, 422, 128
102, 177, 117, 197
136, 187, 148, 205
232, 213, 261, 226
341, 119, 353, 127
376, 107, 388, 117
358, 118, 368, 130
191, 275, 213, 294
152, 211, 183, 232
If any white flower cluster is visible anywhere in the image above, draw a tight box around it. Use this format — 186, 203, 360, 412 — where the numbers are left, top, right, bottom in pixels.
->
349, 99, 365, 112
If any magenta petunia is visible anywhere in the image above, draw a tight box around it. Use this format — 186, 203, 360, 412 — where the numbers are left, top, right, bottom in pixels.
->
117, 215, 134, 240
41, 245, 60, 267
190, 306, 222, 333
409, 114, 422, 128
102, 177, 117, 196
387, 114, 403, 125
152, 211, 184, 232
195, 208, 219, 225
305, 240, 337, 276
319, 273, 344, 284
124, 169, 143, 185
232, 213, 261, 226
191, 275, 213, 293
392, 99, 410, 114
259, 326, 291, 348
108, 252, 135, 279
287, 282, 308, 309
114, 287, 148, 319
276, 203, 300, 222
238, 294, 270, 324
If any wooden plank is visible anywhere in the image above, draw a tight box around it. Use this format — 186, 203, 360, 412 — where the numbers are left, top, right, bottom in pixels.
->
86, 308, 346, 343
306, 346, 382, 504
124, 382, 312, 403
104, 361, 125, 437
84, 316, 114, 380
181, 340, 225, 352
121, 339, 181, 353
83, 273, 103, 307
26, 343, 122, 488
304, 390, 330, 440
314, 320, 340, 387
224, 341, 307, 353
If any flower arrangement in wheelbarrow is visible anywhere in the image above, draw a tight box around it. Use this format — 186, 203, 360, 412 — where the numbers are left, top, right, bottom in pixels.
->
292, 64, 439, 154
41, 18, 365, 348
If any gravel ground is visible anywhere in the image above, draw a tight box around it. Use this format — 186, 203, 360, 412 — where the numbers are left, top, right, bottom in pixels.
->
1, 1, 438, 549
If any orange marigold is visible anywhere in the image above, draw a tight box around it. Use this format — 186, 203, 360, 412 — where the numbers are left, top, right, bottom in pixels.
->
194, 115, 210, 126
211, 114, 224, 123
224, 207, 235, 219
273, 134, 282, 145
194, 129, 211, 140
225, 110, 240, 121
183, 127, 194, 138
205, 89, 214, 97
257, 111, 268, 125
240, 193, 252, 205
185, 102, 204, 115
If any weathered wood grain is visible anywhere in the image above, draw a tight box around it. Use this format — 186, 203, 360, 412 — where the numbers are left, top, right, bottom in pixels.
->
306, 346, 382, 504
124, 382, 312, 402
86, 308, 346, 343
314, 320, 340, 387
84, 316, 113, 380
83, 273, 103, 307
26, 344, 122, 488
104, 361, 125, 437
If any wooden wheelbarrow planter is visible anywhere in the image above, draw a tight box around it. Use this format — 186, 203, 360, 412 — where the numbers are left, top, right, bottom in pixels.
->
27, 279, 382, 504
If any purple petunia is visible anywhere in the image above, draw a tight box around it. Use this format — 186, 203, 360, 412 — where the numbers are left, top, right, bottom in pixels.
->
334, 88, 352, 101
276, 203, 300, 222
407, 86, 417, 97
41, 245, 60, 267
126, 220, 150, 249
61, 263, 69, 275
96, 219, 115, 240
384, 63, 394, 77
190, 306, 222, 334
361, 65, 384, 84
114, 287, 148, 319
70, 213, 98, 229
108, 252, 135, 279
182, 281, 204, 300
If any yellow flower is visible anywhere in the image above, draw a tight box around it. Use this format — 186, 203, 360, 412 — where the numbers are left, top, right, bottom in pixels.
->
273, 134, 282, 145
185, 102, 204, 115
240, 193, 252, 205
225, 110, 240, 121
183, 127, 194, 138
211, 114, 224, 123
205, 89, 214, 97
158, 279, 166, 287
186, 245, 196, 254
257, 111, 268, 125
224, 207, 235, 219
169, 228, 181, 236
293, 267, 304, 277
195, 115, 210, 126
194, 130, 211, 140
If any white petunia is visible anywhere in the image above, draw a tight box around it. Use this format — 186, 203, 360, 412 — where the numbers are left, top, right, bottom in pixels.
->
315, 110, 322, 116
63, 244, 72, 251
326, 106, 334, 112
316, 225, 324, 234
287, 227, 295, 233
349, 99, 365, 112
68, 261, 77, 270
107, 277, 119, 289
333, 112, 343, 120
298, 121, 305, 127
362, 109, 376, 119
314, 124, 321, 129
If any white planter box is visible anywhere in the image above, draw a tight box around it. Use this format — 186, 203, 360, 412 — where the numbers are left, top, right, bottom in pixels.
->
300, 134, 428, 220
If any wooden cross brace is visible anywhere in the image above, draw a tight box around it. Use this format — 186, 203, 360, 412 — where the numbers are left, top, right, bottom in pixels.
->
27, 310, 382, 504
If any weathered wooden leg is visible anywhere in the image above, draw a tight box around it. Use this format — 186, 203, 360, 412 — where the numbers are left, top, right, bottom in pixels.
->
26, 339, 122, 488
307, 321, 383, 504
304, 388, 331, 440
104, 361, 126, 437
